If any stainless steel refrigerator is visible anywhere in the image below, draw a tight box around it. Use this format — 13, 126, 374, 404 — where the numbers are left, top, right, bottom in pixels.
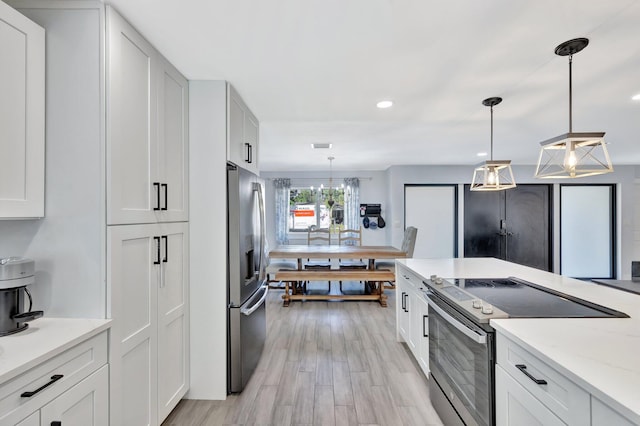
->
227, 162, 268, 393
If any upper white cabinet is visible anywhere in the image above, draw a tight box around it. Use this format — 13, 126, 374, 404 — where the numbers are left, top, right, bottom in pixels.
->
0, 1, 44, 219
107, 7, 189, 225
228, 84, 259, 174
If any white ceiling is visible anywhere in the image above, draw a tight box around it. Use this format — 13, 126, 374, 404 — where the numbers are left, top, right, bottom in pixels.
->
107, 0, 640, 172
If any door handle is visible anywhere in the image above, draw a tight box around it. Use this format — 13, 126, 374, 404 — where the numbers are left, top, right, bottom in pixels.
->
153, 236, 161, 265
21, 374, 64, 397
153, 182, 161, 211
245, 143, 251, 163
162, 235, 168, 263
515, 364, 548, 385
161, 183, 168, 210
423, 315, 428, 337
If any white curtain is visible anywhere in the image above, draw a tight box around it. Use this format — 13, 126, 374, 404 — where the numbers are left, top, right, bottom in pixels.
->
273, 178, 291, 245
343, 178, 360, 232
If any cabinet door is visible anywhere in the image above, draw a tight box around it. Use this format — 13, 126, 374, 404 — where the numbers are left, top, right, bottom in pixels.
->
414, 296, 429, 375
40, 365, 108, 426
157, 57, 189, 222
107, 6, 159, 225
227, 84, 259, 174
157, 223, 190, 422
396, 281, 413, 348
0, 2, 44, 219
108, 224, 159, 426
495, 365, 565, 426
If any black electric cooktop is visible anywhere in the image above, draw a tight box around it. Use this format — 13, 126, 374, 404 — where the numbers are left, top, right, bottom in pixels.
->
450, 277, 629, 318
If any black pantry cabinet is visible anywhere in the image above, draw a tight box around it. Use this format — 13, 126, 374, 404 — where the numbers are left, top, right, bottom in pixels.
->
463, 184, 552, 271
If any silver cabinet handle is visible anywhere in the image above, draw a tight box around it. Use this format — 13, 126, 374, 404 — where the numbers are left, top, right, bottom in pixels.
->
426, 297, 487, 344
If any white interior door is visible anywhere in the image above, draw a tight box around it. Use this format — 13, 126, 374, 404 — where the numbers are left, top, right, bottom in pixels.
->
405, 185, 457, 259
560, 185, 614, 278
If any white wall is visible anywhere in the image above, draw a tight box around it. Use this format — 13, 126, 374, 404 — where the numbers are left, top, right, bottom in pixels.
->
260, 170, 391, 248
187, 81, 228, 400
0, 3, 106, 318
387, 164, 638, 279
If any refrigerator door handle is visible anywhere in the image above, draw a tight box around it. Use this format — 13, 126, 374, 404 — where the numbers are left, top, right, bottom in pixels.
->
240, 285, 268, 316
254, 182, 266, 282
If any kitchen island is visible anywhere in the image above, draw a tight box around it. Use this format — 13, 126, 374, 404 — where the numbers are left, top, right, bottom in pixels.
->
397, 257, 640, 425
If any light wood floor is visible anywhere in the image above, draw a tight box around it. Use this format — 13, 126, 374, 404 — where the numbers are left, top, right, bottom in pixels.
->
162, 282, 444, 426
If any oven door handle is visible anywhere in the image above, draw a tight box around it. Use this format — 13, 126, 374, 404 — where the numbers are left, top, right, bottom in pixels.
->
427, 297, 487, 344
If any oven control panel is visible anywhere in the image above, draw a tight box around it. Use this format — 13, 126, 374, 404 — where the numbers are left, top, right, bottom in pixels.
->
424, 275, 508, 323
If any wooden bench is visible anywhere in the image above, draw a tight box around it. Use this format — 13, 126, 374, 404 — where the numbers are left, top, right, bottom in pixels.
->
274, 269, 396, 307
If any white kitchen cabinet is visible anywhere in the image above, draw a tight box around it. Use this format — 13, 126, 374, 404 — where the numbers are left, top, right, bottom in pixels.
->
40, 365, 108, 426
0, 1, 44, 219
495, 364, 565, 426
395, 263, 430, 376
228, 84, 259, 174
413, 295, 429, 373
108, 222, 189, 426
157, 56, 189, 223
0, 331, 108, 426
107, 6, 189, 225
496, 332, 636, 426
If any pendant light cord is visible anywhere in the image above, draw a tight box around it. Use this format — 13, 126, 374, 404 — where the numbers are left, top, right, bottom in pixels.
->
569, 54, 573, 133
490, 105, 494, 160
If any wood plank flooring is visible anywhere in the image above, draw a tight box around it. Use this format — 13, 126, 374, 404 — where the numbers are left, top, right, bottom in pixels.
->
162, 282, 444, 426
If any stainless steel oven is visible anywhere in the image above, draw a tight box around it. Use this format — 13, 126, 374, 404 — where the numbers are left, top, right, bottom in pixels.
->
427, 289, 494, 426
423, 275, 628, 426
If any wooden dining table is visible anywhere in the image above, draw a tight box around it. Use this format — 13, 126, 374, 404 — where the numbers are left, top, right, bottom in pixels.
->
269, 245, 406, 307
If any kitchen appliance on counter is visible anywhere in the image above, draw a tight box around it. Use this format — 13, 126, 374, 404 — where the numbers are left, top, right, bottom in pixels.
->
227, 163, 269, 393
0, 257, 43, 336
424, 275, 628, 426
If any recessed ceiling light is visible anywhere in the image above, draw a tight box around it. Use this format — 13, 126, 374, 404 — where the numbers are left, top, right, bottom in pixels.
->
632, 93, 640, 101
376, 100, 393, 109
477, 152, 488, 157
311, 143, 332, 149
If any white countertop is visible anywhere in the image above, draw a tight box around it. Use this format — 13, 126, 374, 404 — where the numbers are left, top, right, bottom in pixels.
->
399, 257, 640, 424
0, 318, 111, 384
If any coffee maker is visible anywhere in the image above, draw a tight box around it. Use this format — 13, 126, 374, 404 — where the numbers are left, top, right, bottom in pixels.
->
0, 257, 43, 336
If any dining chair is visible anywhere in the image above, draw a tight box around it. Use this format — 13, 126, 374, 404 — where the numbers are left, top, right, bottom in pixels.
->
304, 227, 332, 291
338, 227, 367, 292
264, 240, 298, 291
375, 226, 418, 289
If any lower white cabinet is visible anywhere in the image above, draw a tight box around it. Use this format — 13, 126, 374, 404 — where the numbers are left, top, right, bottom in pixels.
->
40, 365, 108, 426
496, 332, 636, 426
0, 331, 108, 426
496, 364, 565, 426
108, 222, 189, 426
396, 264, 429, 376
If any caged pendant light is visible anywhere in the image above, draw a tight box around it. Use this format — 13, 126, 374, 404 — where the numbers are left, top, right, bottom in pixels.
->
534, 38, 613, 178
471, 97, 516, 191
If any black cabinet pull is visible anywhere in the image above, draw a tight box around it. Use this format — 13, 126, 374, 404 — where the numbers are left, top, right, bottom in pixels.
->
21, 374, 64, 398
51, 422, 62, 426
401, 292, 406, 311
244, 143, 251, 163
162, 235, 168, 263
161, 183, 168, 210
515, 364, 548, 385
153, 182, 161, 211
248, 144, 253, 163
423, 315, 428, 337
153, 236, 161, 265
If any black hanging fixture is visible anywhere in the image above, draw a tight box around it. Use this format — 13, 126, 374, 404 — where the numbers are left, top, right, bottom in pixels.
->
327, 156, 335, 208
534, 38, 613, 178
470, 97, 516, 191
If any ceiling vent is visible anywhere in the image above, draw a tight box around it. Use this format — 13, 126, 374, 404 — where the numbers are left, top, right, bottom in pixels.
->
311, 143, 332, 149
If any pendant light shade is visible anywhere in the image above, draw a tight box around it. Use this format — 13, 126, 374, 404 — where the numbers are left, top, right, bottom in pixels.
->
327, 156, 335, 208
471, 97, 516, 191
534, 38, 613, 179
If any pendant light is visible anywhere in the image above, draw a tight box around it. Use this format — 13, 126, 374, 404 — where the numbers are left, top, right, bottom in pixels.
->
471, 97, 516, 191
534, 38, 613, 178
327, 156, 335, 208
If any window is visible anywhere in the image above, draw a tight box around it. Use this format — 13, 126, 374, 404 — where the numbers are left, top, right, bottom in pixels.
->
289, 187, 345, 232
